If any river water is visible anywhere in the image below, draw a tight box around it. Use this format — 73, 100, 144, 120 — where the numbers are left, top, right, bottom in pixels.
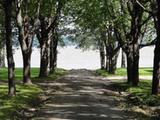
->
11, 46, 154, 69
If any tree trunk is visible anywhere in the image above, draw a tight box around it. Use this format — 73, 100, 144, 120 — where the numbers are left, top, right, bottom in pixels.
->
108, 51, 119, 74
4, 0, 16, 96
152, 0, 160, 95
152, 42, 160, 95
125, 1, 142, 86
38, 1, 62, 77
15, 0, 33, 84
38, 16, 52, 77
126, 52, 133, 84
0, 48, 5, 68
121, 50, 126, 68
105, 55, 109, 72
0, 12, 5, 68
50, 32, 58, 74
22, 51, 32, 84
99, 41, 105, 70
126, 44, 139, 86
21, 15, 33, 84
39, 40, 50, 77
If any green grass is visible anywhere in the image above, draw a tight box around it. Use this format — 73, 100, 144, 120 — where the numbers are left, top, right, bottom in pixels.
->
0, 84, 42, 119
96, 68, 153, 76
0, 68, 39, 81
33, 68, 68, 82
110, 80, 160, 106
0, 68, 67, 82
0, 67, 67, 119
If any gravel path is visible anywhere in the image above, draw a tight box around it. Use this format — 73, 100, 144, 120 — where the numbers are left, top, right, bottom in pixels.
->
33, 69, 149, 120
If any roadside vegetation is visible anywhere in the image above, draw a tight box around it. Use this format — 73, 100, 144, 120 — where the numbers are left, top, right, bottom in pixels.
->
0, 68, 39, 81
97, 68, 160, 117
108, 80, 160, 106
1, 0, 160, 119
0, 84, 41, 119
0, 68, 67, 81
0, 68, 67, 119
96, 68, 153, 77
99, 79, 160, 119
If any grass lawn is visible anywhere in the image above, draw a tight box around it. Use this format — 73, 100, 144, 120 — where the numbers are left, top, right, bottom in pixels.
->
96, 68, 153, 77
0, 68, 39, 81
0, 84, 42, 119
109, 80, 160, 106
97, 68, 160, 107
33, 68, 68, 82
0, 68, 67, 82
0, 68, 67, 119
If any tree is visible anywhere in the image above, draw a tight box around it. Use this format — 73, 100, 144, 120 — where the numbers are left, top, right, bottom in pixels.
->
36, 0, 63, 77
64, 0, 120, 73
121, 50, 126, 68
50, 28, 59, 73
0, 6, 5, 68
3, 0, 16, 96
151, 0, 160, 95
112, 0, 152, 86
15, 0, 35, 84
101, 26, 120, 74
98, 40, 105, 70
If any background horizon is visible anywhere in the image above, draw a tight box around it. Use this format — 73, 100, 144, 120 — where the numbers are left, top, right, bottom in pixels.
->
5, 45, 155, 70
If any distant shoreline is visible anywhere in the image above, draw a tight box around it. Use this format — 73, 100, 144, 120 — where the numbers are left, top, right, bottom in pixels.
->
5, 46, 154, 69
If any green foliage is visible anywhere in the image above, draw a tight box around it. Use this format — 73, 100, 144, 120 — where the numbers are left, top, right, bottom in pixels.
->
64, 0, 108, 49
39, 0, 56, 16
96, 68, 153, 76
0, 84, 42, 119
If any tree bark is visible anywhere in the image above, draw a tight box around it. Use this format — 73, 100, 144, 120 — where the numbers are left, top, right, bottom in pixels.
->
50, 33, 58, 74
0, 11, 5, 68
22, 51, 32, 84
124, 1, 142, 86
108, 50, 119, 74
105, 55, 109, 72
37, 1, 62, 77
152, 0, 160, 95
15, 0, 33, 84
152, 41, 160, 95
0, 48, 5, 68
4, 0, 16, 96
126, 44, 139, 86
121, 50, 126, 68
39, 40, 50, 77
99, 40, 105, 70
105, 47, 119, 74
38, 16, 51, 77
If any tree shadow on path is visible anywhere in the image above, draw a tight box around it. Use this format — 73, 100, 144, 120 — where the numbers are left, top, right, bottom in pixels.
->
33, 69, 151, 120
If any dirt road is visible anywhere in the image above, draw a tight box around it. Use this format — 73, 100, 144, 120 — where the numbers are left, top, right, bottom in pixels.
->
33, 69, 148, 120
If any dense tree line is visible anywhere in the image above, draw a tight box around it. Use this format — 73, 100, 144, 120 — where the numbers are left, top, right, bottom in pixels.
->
1, 0, 65, 96
0, 0, 160, 96
64, 0, 160, 94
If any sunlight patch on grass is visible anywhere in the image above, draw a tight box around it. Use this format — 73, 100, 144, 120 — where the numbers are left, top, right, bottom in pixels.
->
33, 68, 68, 82
0, 68, 39, 81
0, 68, 67, 119
0, 84, 42, 119
110, 80, 160, 106
0, 68, 67, 82
96, 68, 153, 76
